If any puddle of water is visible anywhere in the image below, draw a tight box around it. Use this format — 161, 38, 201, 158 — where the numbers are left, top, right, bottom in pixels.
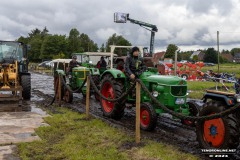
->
31, 104, 47, 116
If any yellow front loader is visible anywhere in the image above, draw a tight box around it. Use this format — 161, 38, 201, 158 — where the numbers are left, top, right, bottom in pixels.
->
0, 41, 31, 111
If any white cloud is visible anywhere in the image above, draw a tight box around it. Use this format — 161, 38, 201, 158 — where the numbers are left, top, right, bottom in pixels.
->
95, 28, 119, 41
0, 0, 240, 51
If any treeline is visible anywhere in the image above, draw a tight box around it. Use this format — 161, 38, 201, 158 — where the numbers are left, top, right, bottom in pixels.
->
18, 27, 131, 62
164, 44, 240, 63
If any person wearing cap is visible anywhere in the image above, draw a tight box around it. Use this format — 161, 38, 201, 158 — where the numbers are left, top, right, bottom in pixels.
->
69, 55, 81, 72
125, 46, 146, 80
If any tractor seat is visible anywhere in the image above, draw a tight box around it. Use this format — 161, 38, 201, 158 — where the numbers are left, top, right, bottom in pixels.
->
205, 89, 235, 96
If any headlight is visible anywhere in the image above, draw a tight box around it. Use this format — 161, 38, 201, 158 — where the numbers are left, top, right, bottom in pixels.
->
235, 94, 240, 102
152, 91, 159, 97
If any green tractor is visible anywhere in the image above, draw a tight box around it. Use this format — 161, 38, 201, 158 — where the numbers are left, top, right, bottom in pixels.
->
53, 58, 100, 103
72, 52, 117, 74
53, 52, 117, 103
99, 67, 198, 131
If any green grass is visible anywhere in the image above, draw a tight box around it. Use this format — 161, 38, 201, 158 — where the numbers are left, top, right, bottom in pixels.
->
186, 63, 238, 99
187, 81, 235, 99
201, 63, 240, 77
17, 108, 199, 160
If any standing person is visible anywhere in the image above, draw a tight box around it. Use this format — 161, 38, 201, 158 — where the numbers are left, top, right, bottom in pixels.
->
125, 46, 147, 80
69, 55, 81, 72
97, 56, 107, 69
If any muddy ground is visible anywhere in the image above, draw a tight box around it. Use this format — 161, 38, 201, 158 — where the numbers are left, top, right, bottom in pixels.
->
1, 72, 240, 159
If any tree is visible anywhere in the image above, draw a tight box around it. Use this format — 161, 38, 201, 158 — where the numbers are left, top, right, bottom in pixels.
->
203, 48, 218, 63
230, 48, 240, 56
79, 33, 98, 52
106, 33, 131, 56
165, 44, 178, 59
18, 36, 29, 44
68, 28, 81, 54
28, 35, 43, 61
192, 55, 198, 62
40, 34, 67, 59
28, 28, 41, 39
100, 43, 105, 52
178, 51, 192, 61
40, 26, 49, 39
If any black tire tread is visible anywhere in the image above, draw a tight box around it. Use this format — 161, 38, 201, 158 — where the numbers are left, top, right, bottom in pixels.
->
100, 74, 125, 120
140, 102, 157, 131
196, 101, 239, 149
21, 75, 31, 100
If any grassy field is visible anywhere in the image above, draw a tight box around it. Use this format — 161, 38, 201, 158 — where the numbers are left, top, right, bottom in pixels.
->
18, 107, 199, 160
187, 63, 239, 99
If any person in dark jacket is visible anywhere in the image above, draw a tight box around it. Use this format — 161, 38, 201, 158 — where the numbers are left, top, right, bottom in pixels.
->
69, 55, 81, 72
97, 56, 107, 69
125, 46, 147, 80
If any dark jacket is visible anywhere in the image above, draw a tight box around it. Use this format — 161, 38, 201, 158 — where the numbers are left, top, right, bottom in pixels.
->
69, 60, 81, 72
124, 56, 146, 77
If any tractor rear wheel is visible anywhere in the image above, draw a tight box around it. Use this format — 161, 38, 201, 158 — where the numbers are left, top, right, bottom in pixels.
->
21, 75, 31, 100
100, 75, 125, 120
196, 101, 239, 149
140, 102, 157, 131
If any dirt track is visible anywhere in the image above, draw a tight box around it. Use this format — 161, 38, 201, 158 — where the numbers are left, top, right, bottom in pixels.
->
1, 72, 239, 159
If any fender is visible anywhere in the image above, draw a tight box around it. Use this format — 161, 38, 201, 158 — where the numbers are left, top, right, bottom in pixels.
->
101, 69, 126, 79
203, 93, 235, 106
89, 68, 100, 76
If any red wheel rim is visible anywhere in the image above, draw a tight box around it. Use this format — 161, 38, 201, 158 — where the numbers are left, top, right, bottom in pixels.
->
183, 120, 193, 126
101, 82, 114, 113
140, 108, 150, 127
203, 113, 225, 147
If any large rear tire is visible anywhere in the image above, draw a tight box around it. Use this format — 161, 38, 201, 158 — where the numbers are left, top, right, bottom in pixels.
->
21, 75, 31, 100
140, 102, 157, 131
196, 101, 239, 149
100, 75, 125, 120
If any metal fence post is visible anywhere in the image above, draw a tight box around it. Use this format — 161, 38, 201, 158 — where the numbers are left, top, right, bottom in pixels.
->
136, 81, 141, 143
86, 76, 90, 118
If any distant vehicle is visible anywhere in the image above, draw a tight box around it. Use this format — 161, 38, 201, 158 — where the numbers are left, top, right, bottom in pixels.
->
180, 60, 187, 64
204, 62, 215, 66
38, 61, 52, 68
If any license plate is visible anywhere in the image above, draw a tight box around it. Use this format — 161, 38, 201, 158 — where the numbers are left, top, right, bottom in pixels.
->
175, 98, 184, 104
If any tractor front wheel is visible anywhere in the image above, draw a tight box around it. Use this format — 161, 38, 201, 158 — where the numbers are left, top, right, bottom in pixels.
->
196, 101, 239, 149
100, 75, 125, 120
181, 101, 200, 127
140, 102, 157, 131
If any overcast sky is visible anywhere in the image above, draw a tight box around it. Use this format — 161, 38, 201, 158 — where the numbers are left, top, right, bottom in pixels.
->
1, 0, 240, 52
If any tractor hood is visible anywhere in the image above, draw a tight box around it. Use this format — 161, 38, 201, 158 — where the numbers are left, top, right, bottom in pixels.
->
145, 75, 187, 85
